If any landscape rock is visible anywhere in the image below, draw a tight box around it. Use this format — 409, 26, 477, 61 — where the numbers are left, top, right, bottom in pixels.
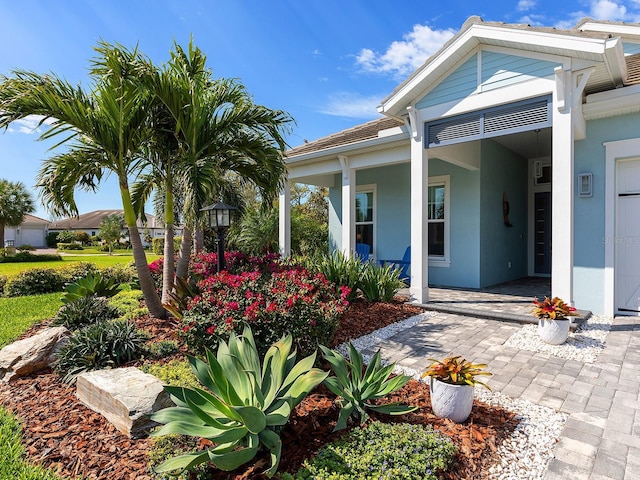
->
76, 367, 173, 438
0, 326, 69, 382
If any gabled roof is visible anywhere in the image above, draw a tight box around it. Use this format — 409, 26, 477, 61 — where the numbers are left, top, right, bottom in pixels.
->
22, 214, 50, 226
380, 16, 639, 117
49, 210, 159, 230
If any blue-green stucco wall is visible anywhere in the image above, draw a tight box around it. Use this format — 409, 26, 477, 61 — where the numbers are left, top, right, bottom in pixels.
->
479, 140, 528, 287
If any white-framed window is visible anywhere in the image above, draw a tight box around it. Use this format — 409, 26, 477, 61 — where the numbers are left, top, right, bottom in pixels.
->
355, 184, 376, 257
428, 176, 450, 266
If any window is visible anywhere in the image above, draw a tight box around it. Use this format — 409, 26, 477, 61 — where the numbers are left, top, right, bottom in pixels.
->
428, 176, 450, 265
355, 185, 376, 256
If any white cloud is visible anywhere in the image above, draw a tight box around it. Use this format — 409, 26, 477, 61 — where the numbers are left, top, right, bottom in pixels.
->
517, 0, 537, 11
590, 0, 627, 20
5, 115, 55, 135
318, 92, 383, 119
355, 24, 456, 77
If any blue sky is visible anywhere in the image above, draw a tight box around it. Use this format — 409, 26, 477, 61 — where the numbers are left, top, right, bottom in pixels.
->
1, 0, 639, 219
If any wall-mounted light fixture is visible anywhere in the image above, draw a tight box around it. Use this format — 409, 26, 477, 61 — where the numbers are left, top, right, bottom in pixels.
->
578, 173, 593, 198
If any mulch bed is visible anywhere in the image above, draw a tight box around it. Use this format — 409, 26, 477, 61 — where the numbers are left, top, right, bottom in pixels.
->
0, 298, 518, 479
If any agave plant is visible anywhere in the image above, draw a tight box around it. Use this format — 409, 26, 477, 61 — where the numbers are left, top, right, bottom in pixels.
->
61, 272, 122, 304
319, 343, 417, 431
150, 325, 328, 477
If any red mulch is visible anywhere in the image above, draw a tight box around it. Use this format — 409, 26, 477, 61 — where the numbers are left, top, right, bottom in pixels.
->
0, 298, 518, 480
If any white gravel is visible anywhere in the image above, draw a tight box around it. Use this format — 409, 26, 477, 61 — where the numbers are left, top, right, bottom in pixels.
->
503, 315, 613, 363
337, 312, 576, 480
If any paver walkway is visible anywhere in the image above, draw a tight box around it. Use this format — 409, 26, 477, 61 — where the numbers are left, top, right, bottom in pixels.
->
359, 312, 640, 479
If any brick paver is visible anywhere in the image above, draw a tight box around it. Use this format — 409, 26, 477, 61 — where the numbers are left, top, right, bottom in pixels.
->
358, 310, 640, 479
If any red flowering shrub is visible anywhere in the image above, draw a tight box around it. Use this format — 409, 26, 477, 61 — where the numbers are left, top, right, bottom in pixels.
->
189, 251, 284, 280
148, 257, 164, 291
180, 267, 350, 357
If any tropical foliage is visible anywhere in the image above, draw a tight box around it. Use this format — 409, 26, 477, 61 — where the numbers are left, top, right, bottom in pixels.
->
531, 296, 578, 320
421, 355, 492, 389
319, 344, 416, 431
150, 326, 328, 478
60, 272, 122, 304
0, 179, 35, 248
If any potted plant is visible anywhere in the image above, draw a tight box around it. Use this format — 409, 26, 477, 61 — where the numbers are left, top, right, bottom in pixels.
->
421, 355, 491, 423
531, 296, 578, 345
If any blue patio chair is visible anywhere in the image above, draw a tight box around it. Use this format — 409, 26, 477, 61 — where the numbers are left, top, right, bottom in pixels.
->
355, 242, 371, 261
380, 246, 410, 282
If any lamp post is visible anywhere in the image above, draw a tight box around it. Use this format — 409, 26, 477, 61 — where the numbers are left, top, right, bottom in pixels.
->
201, 202, 237, 273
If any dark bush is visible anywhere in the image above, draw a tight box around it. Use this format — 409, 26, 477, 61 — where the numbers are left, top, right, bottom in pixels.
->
52, 295, 120, 330
4, 268, 65, 296
46, 231, 60, 248
151, 236, 181, 255
17, 244, 35, 252
57, 243, 83, 251
74, 231, 90, 244
55, 231, 75, 243
0, 252, 61, 263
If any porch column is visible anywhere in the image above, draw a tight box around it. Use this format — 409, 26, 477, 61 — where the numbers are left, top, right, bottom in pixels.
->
278, 181, 291, 256
408, 107, 429, 303
552, 66, 574, 303
339, 155, 356, 256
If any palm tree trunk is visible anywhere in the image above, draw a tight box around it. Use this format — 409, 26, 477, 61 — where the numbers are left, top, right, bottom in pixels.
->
161, 181, 175, 305
0, 223, 5, 248
194, 229, 205, 252
176, 226, 192, 280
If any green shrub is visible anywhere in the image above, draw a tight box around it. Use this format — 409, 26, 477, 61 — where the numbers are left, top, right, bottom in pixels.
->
150, 326, 328, 478
0, 275, 6, 295
151, 236, 181, 255
286, 421, 456, 480
59, 262, 99, 284
108, 289, 144, 316
57, 242, 83, 251
0, 252, 62, 263
314, 251, 362, 301
180, 267, 349, 358
55, 320, 148, 383
74, 231, 90, 244
100, 263, 136, 285
146, 340, 180, 359
52, 296, 120, 330
55, 230, 75, 243
141, 359, 199, 389
148, 434, 207, 480
359, 262, 405, 302
61, 272, 122, 304
46, 231, 60, 248
17, 244, 35, 252
4, 268, 65, 296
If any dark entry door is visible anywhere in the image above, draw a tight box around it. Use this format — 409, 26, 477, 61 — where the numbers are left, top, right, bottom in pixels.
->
534, 192, 551, 275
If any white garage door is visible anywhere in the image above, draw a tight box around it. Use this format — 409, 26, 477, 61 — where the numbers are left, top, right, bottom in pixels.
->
615, 159, 640, 314
20, 228, 45, 247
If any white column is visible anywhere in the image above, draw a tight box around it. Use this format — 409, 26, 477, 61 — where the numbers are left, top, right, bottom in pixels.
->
552, 66, 574, 303
339, 155, 355, 256
409, 109, 429, 304
278, 181, 291, 256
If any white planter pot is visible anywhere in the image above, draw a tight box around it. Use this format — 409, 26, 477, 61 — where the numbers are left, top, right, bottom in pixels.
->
538, 318, 570, 345
429, 378, 474, 423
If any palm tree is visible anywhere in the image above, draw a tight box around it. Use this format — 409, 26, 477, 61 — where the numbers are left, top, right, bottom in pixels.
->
149, 40, 293, 279
0, 42, 166, 318
0, 179, 35, 246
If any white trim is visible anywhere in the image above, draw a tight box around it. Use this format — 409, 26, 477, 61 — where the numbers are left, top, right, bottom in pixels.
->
355, 184, 377, 259
278, 182, 291, 256
428, 175, 451, 267
604, 137, 640, 317
584, 84, 640, 120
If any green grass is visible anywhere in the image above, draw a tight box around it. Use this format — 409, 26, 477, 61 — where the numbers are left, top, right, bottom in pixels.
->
0, 254, 161, 278
0, 293, 62, 348
0, 407, 63, 480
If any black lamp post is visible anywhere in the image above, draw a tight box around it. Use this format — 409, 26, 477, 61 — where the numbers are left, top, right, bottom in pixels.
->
201, 201, 237, 273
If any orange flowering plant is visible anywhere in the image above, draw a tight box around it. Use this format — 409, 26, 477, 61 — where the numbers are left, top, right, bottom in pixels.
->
531, 296, 578, 320
421, 355, 491, 389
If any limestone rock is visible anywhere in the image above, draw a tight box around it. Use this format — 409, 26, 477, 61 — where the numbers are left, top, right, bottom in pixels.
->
0, 326, 69, 382
76, 367, 172, 438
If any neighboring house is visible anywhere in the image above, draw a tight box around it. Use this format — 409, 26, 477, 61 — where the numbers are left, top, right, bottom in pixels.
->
281, 16, 640, 317
48, 209, 182, 247
4, 214, 49, 247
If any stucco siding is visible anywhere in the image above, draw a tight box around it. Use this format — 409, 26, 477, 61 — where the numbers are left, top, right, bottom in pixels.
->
479, 140, 528, 287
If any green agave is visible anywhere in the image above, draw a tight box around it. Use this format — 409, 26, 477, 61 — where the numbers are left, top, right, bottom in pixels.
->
61, 272, 121, 304
319, 343, 417, 432
150, 325, 328, 477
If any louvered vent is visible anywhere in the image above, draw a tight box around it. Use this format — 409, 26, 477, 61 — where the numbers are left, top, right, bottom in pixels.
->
425, 96, 551, 148
428, 114, 481, 145
484, 100, 548, 134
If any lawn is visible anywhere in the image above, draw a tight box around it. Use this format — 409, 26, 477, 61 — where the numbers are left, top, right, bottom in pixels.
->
0, 253, 162, 278
0, 293, 62, 348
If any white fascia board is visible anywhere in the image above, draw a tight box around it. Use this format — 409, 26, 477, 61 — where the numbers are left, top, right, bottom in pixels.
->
285, 132, 408, 165
287, 174, 335, 187
603, 37, 626, 87
287, 158, 341, 179
348, 144, 410, 170
583, 83, 640, 120
380, 24, 609, 117
418, 77, 555, 123
579, 21, 640, 37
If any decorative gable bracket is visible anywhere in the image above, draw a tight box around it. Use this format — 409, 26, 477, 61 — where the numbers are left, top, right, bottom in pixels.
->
555, 66, 596, 140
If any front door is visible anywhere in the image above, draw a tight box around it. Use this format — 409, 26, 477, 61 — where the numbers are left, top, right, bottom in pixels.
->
534, 191, 551, 275
615, 159, 640, 314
